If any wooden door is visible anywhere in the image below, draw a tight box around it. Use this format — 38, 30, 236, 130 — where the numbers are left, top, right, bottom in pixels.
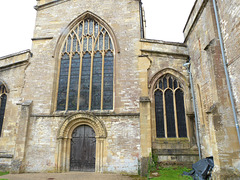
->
70, 125, 96, 171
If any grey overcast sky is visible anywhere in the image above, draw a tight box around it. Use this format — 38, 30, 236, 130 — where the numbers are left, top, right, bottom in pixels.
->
0, 0, 195, 57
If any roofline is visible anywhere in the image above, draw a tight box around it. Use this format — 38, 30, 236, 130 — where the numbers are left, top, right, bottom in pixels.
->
0, 49, 32, 60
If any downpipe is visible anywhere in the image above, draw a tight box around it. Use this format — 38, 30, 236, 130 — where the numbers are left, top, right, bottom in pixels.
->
212, 0, 240, 146
183, 62, 202, 160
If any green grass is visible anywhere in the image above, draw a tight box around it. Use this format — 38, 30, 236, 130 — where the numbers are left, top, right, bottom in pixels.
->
0, 171, 9, 180
149, 166, 193, 180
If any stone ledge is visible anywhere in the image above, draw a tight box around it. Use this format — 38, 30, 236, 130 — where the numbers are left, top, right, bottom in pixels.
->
140, 38, 187, 47
0, 49, 31, 70
0, 49, 31, 60
31, 112, 140, 117
32, 37, 53, 41
0, 154, 13, 158
140, 96, 151, 102
153, 149, 199, 156
140, 49, 189, 58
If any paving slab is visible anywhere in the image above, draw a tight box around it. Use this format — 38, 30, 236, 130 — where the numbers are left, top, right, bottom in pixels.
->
0, 172, 133, 180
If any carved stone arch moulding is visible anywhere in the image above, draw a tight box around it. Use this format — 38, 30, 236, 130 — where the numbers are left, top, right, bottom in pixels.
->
0, 79, 10, 93
56, 113, 107, 172
149, 68, 189, 99
53, 10, 120, 58
58, 113, 107, 139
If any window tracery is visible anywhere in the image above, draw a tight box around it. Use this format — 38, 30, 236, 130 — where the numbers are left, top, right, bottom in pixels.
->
57, 18, 114, 111
154, 74, 187, 138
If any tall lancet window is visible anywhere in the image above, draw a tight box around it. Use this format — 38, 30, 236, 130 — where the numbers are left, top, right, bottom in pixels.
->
57, 18, 114, 111
0, 83, 7, 136
154, 74, 187, 138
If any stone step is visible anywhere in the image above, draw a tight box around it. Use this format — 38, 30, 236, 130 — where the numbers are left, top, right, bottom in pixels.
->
153, 148, 199, 168
152, 138, 192, 149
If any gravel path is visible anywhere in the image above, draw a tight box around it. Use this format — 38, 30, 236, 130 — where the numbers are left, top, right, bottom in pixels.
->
1, 172, 133, 180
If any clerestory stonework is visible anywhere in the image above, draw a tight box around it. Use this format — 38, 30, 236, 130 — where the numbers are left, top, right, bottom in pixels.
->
0, 0, 239, 179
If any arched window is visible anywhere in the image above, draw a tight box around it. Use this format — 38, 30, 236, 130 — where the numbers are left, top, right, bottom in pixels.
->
0, 83, 7, 136
57, 18, 114, 111
154, 74, 187, 138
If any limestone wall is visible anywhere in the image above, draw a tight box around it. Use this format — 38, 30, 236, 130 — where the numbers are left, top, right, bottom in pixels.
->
0, 50, 31, 171
216, 0, 240, 126
184, 0, 240, 178
22, 0, 141, 115
17, 0, 142, 174
138, 39, 199, 170
23, 114, 140, 173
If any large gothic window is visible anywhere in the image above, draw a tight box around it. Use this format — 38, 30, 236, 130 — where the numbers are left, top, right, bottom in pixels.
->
154, 74, 187, 138
0, 83, 7, 136
57, 18, 114, 111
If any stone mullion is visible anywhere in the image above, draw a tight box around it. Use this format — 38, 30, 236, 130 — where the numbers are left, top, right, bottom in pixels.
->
163, 90, 168, 138
173, 89, 179, 138
88, 48, 94, 110
101, 33, 106, 110
76, 53, 83, 111
87, 19, 89, 52
77, 24, 85, 110
65, 35, 74, 111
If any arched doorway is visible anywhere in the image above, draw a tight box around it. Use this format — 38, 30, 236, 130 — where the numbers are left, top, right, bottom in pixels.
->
57, 113, 107, 172
70, 125, 96, 172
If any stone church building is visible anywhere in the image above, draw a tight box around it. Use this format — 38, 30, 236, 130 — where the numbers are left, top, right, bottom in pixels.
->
0, 0, 239, 179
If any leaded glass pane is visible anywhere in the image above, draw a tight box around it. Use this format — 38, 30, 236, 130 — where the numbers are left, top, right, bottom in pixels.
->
154, 74, 187, 139
94, 39, 98, 51
0, 94, 7, 136
105, 33, 109, 50
176, 89, 187, 137
79, 23, 83, 37
88, 37, 92, 51
99, 25, 103, 32
165, 89, 176, 137
74, 27, 78, 34
174, 80, 178, 89
155, 90, 164, 138
67, 36, 71, 52
83, 38, 87, 52
169, 77, 173, 89
57, 53, 69, 110
91, 52, 102, 110
57, 18, 114, 111
62, 42, 67, 52
0, 85, 5, 94
99, 34, 103, 51
163, 77, 167, 89
79, 53, 91, 110
84, 20, 88, 35
94, 22, 98, 37
109, 40, 113, 50
159, 80, 163, 89
72, 35, 77, 52
103, 51, 113, 110
89, 20, 93, 35
77, 41, 81, 52
68, 53, 80, 110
